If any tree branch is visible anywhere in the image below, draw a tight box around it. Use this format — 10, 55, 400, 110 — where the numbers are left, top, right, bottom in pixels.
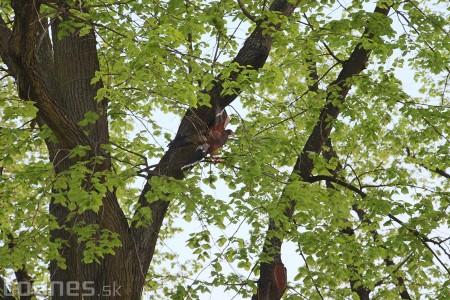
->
253, 3, 391, 299
406, 147, 450, 179
295, 3, 391, 179
129, 0, 301, 293
321, 140, 371, 300
2, 1, 99, 151
387, 214, 450, 276
325, 140, 411, 299
7, 234, 33, 300
237, 0, 256, 22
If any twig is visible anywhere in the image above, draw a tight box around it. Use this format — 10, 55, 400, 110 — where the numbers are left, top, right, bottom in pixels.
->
237, 0, 256, 22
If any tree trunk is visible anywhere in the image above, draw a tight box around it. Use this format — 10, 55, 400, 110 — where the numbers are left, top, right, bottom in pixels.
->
0, 1, 134, 298
46, 11, 134, 300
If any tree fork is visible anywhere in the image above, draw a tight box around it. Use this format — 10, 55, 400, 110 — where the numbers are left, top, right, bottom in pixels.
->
129, 0, 301, 293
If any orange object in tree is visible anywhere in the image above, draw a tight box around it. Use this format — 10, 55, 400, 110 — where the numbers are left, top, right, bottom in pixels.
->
169, 109, 234, 170
183, 109, 234, 169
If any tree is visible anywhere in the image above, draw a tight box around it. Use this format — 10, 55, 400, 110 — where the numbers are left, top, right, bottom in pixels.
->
0, 0, 449, 299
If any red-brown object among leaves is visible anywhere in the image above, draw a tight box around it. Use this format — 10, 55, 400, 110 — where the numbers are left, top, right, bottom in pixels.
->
273, 261, 287, 297
169, 109, 234, 170
205, 109, 234, 156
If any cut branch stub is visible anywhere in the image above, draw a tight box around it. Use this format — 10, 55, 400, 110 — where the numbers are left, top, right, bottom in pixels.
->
273, 261, 288, 297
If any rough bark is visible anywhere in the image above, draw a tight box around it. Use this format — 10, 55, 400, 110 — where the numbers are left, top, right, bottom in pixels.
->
252, 3, 391, 300
1, 1, 131, 298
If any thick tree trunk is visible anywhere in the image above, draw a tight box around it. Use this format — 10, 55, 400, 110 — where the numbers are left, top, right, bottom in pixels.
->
0, 1, 134, 298
46, 11, 133, 300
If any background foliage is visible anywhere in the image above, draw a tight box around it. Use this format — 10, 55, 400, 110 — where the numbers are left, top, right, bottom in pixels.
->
0, 0, 449, 298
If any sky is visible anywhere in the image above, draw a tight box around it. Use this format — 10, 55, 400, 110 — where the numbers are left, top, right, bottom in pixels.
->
2, 0, 449, 299
140, 1, 450, 299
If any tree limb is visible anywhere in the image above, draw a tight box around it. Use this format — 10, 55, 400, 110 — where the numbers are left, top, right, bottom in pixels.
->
237, 0, 256, 22
388, 214, 450, 275
323, 140, 411, 299
2, 1, 100, 151
7, 234, 33, 300
406, 147, 450, 179
129, 0, 301, 294
321, 140, 371, 300
253, 3, 391, 299
295, 3, 391, 179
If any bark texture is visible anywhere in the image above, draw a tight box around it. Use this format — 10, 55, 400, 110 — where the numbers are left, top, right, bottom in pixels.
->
1, 1, 130, 298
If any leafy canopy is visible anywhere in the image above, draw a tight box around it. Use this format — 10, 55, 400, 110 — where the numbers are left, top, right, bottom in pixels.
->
0, 0, 449, 299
